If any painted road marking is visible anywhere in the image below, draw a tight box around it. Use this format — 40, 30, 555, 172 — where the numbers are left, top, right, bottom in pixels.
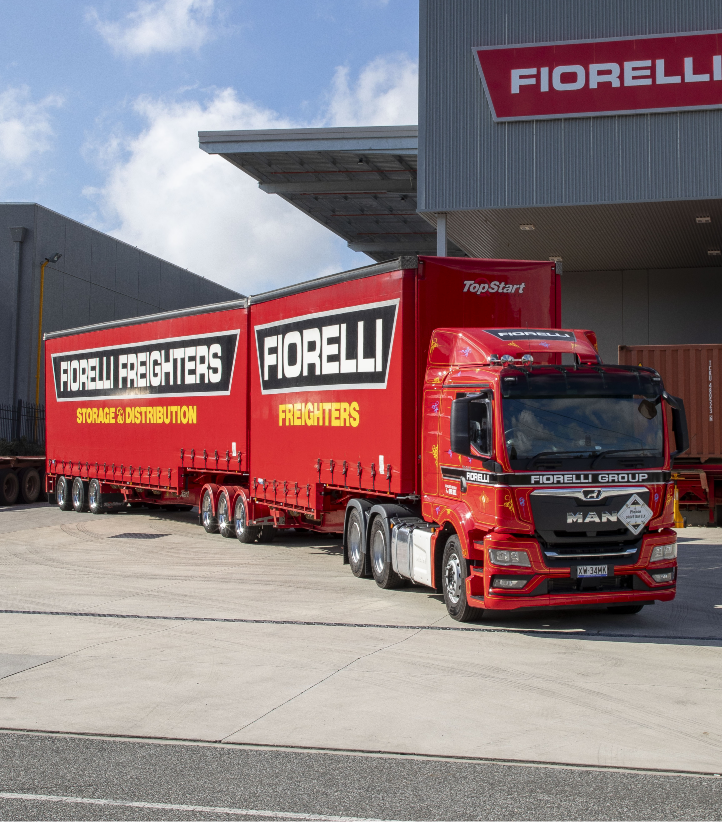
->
0, 792, 397, 821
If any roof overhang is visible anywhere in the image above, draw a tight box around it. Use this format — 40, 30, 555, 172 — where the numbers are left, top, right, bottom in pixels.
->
199, 126, 465, 262
425, 199, 722, 271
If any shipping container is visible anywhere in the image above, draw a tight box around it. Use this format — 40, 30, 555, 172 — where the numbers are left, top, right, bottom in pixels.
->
619, 344, 722, 462
619, 344, 722, 525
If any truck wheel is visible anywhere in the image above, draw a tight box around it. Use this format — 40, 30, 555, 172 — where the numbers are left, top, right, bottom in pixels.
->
234, 497, 259, 544
88, 479, 105, 515
71, 477, 88, 512
0, 470, 19, 506
347, 508, 368, 578
19, 468, 41, 504
56, 476, 72, 511
369, 516, 403, 589
201, 489, 218, 533
442, 536, 483, 622
607, 604, 645, 614
217, 491, 235, 538
257, 526, 276, 543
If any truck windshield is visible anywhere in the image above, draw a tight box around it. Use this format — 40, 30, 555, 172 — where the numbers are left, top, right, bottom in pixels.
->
503, 396, 665, 470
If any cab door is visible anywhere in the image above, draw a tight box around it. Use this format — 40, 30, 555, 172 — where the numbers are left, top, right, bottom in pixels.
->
421, 387, 441, 496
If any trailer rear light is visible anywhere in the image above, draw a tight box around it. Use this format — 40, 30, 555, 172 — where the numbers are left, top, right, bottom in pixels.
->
650, 570, 675, 583
650, 542, 677, 563
489, 549, 531, 567
491, 576, 530, 590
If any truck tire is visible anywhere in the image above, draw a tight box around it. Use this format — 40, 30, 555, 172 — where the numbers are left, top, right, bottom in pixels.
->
217, 490, 235, 538
88, 479, 105, 515
56, 476, 72, 511
71, 477, 88, 512
347, 507, 368, 578
442, 536, 483, 622
234, 496, 259, 544
369, 516, 403, 589
607, 603, 645, 614
0, 469, 19, 506
201, 488, 218, 533
19, 468, 41, 504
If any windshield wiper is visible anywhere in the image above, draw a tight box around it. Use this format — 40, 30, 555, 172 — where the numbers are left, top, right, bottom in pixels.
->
529, 449, 592, 467
590, 448, 653, 468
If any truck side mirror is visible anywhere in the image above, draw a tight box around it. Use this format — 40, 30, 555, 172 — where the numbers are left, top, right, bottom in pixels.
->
665, 394, 689, 458
450, 397, 471, 456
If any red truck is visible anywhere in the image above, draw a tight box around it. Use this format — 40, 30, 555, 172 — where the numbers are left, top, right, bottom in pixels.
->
44, 255, 687, 621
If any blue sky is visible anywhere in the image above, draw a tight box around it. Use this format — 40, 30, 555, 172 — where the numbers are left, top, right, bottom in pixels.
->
0, 0, 418, 292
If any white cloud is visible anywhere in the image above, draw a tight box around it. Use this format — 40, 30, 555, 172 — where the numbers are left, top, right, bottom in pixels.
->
88, 0, 215, 56
325, 54, 418, 126
86, 54, 418, 295
0, 86, 62, 182
85, 89, 350, 294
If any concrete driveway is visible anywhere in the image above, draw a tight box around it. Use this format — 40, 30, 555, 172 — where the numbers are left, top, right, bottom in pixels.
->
0, 504, 720, 774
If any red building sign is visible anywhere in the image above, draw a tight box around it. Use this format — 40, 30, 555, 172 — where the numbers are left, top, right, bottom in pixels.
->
474, 30, 722, 121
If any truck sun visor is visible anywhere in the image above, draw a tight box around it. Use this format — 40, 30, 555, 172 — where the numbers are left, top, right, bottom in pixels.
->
500, 365, 662, 399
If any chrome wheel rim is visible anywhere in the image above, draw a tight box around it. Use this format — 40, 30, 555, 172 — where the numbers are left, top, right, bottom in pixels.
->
57, 480, 66, 506
72, 481, 82, 508
371, 527, 386, 576
445, 553, 462, 605
202, 492, 213, 527
349, 519, 362, 566
218, 496, 229, 528
234, 498, 246, 535
89, 482, 99, 508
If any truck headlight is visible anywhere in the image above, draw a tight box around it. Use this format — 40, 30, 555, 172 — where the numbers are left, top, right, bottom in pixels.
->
650, 542, 677, 563
489, 549, 531, 567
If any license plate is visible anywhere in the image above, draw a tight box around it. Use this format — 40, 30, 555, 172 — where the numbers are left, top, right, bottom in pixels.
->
577, 564, 608, 577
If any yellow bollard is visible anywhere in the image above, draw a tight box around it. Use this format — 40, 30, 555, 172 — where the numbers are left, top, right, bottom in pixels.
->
672, 476, 685, 528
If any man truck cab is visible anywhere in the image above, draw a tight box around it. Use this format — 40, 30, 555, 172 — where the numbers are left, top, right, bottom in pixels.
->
411, 328, 687, 620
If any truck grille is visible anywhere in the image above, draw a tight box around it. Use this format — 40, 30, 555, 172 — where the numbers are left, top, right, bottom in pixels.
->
537, 536, 642, 568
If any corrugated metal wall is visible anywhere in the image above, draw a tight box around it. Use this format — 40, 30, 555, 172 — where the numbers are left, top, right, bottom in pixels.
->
419, 0, 722, 212
619, 344, 722, 461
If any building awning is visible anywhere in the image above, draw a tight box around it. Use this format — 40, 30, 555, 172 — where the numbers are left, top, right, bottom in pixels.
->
198, 126, 465, 261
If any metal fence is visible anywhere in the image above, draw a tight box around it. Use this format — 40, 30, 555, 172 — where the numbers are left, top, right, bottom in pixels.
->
0, 401, 45, 446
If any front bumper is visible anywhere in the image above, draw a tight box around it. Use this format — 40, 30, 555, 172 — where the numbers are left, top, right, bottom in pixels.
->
468, 530, 677, 611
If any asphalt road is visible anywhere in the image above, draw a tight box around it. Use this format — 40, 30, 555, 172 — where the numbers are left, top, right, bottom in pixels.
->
1, 731, 721, 821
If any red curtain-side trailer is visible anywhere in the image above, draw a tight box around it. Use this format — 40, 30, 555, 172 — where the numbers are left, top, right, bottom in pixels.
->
248, 256, 559, 524
45, 256, 558, 530
45, 298, 251, 518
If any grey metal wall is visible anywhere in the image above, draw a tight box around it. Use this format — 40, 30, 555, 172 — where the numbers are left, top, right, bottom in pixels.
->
561, 266, 722, 364
419, 0, 722, 212
0, 204, 241, 407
